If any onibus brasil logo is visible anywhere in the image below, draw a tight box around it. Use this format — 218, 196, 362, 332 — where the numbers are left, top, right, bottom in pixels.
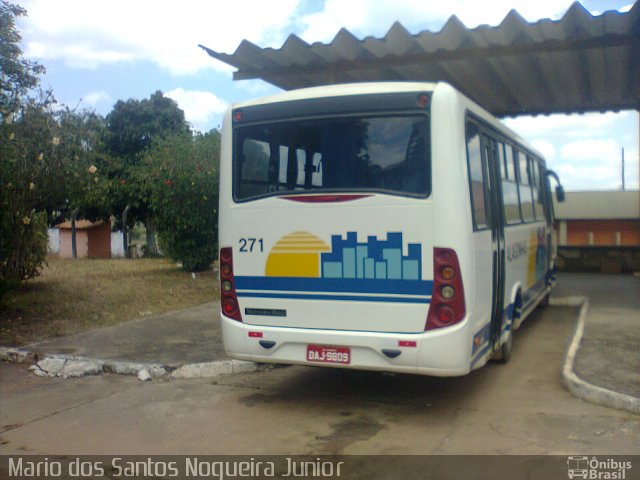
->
567, 456, 632, 479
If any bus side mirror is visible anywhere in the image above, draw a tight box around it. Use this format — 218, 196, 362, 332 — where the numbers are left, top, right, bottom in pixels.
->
546, 169, 565, 203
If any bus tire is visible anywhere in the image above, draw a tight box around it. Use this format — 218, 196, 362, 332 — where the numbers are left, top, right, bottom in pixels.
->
492, 328, 512, 363
493, 293, 520, 363
538, 291, 551, 308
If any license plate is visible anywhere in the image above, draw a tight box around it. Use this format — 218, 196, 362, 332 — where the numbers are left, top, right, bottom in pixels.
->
306, 345, 351, 364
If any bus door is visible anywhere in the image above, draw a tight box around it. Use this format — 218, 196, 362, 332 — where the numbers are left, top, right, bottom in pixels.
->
480, 135, 506, 349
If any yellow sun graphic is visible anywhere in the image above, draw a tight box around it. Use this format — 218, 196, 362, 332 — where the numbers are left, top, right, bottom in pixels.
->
265, 231, 330, 277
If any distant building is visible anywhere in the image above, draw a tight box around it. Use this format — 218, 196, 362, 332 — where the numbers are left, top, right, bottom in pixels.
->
554, 191, 639, 246
553, 191, 639, 273
48, 219, 127, 259
56, 220, 112, 259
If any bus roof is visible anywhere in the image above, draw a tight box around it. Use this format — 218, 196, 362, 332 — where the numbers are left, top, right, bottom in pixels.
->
232, 82, 439, 109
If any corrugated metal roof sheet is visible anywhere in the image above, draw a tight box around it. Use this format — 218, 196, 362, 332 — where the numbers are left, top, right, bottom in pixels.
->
200, 1, 640, 117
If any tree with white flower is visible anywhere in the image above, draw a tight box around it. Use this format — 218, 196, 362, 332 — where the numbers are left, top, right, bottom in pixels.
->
1, 1, 108, 298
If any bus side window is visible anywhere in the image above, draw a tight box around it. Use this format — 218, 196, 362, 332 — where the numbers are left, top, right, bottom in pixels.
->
466, 121, 488, 230
531, 159, 545, 216
503, 144, 522, 225
517, 150, 535, 222
500, 143, 521, 225
528, 156, 540, 220
506, 144, 517, 182
498, 141, 507, 179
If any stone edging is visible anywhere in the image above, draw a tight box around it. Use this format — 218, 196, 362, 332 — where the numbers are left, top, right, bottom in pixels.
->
0, 348, 261, 381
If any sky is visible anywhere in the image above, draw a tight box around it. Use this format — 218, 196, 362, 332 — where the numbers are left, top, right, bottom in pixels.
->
14, 0, 639, 191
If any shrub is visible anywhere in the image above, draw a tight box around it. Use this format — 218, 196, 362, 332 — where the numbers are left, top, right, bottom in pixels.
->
146, 131, 220, 272
0, 210, 48, 300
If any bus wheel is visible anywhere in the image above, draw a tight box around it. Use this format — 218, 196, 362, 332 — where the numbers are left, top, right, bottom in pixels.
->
492, 328, 512, 363
493, 295, 519, 364
538, 291, 551, 308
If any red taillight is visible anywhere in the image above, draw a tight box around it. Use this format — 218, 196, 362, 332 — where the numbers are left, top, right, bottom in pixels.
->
222, 297, 237, 313
219, 247, 242, 322
426, 247, 466, 330
220, 248, 232, 262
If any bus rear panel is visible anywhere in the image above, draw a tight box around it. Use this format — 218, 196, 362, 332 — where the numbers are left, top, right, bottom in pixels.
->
218, 82, 556, 376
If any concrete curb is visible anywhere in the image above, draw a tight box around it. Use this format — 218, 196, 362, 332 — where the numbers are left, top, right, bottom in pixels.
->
553, 296, 640, 415
171, 360, 263, 378
0, 347, 34, 364
0, 347, 261, 381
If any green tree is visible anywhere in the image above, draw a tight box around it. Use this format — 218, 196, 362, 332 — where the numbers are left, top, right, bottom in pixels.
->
146, 130, 220, 272
103, 91, 191, 254
53, 108, 110, 220
104, 91, 190, 157
9, 100, 107, 221
1, 1, 108, 299
1, 97, 110, 295
0, 1, 45, 122
0, 1, 48, 298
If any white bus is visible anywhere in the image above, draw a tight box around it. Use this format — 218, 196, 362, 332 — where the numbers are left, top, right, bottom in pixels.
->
218, 82, 564, 376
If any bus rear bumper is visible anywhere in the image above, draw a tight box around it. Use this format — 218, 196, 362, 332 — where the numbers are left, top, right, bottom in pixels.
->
220, 314, 472, 377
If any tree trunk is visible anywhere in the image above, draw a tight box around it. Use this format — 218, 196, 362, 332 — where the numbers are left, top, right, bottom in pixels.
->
145, 214, 158, 257
70, 208, 79, 259
122, 204, 130, 258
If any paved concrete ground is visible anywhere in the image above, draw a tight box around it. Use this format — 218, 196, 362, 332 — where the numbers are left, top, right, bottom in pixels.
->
0, 273, 638, 412
1, 306, 639, 459
28, 302, 225, 367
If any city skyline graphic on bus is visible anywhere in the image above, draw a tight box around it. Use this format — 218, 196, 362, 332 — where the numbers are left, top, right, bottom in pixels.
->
265, 231, 421, 281
321, 232, 421, 281
236, 231, 431, 304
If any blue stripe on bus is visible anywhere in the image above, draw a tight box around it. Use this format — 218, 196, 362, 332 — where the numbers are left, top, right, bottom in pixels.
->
235, 276, 433, 296
522, 277, 547, 311
471, 345, 491, 368
237, 291, 431, 304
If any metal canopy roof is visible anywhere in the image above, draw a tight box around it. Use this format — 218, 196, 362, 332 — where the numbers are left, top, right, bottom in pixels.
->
200, 1, 640, 117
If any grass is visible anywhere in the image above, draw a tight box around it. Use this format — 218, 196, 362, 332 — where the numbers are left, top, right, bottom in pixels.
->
0, 256, 218, 346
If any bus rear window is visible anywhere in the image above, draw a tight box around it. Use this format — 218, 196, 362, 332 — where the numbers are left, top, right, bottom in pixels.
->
233, 115, 430, 201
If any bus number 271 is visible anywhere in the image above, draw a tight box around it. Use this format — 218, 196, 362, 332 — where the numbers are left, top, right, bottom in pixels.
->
239, 238, 264, 253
